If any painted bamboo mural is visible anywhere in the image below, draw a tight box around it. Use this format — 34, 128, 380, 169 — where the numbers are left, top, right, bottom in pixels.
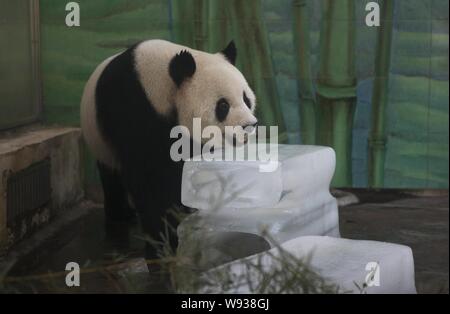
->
368, 0, 395, 188
33, 0, 446, 190
316, 0, 357, 186
292, 0, 316, 144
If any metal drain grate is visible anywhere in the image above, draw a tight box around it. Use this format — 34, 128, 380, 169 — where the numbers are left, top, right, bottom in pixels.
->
7, 159, 51, 226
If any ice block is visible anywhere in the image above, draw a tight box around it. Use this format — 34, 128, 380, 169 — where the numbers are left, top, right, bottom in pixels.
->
181, 144, 336, 211
181, 159, 283, 211
179, 186, 339, 244
202, 236, 417, 294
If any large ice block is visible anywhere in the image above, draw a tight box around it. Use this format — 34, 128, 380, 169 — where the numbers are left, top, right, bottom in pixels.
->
178, 145, 340, 269
182, 159, 283, 211
179, 186, 339, 242
202, 236, 417, 294
178, 188, 339, 268
181, 144, 336, 211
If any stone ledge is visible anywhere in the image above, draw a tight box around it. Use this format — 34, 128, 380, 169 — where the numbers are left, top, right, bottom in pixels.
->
0, 126, 84, 253
0, 126, 79, 155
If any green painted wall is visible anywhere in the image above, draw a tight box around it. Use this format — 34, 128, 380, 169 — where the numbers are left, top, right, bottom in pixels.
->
40, 0, 172, 187
40, 0, 171, 126
38, 0, 448, 189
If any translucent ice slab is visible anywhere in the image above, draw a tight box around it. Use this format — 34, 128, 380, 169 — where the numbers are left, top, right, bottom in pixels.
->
178, 189, 339, 268
181, 144, 336, 211
179, 188, 339, 244
202, 236, 417, 294
181, 159, 283, 211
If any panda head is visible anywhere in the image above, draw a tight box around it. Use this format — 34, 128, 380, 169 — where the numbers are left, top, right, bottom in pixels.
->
169, 41, 258, 147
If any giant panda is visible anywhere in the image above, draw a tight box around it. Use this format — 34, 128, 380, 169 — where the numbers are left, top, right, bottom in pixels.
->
80, 39, 258, 259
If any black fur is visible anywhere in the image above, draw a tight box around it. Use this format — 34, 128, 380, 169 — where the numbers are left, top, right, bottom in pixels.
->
243, 91, 252, 109
215, 98, 230, 122
221, 40, 237, 65
169, 50, 196, 87
95, 43, 183, 259
97, 161, 135, 221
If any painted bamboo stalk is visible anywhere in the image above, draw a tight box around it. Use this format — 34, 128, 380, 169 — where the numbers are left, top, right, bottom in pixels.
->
228, 0, 287, 142
171, 0, 208, 49
193, 0, 208, 50
292, 0, 316, 144
208, 0, 233, 52
315, 0, 357, 186
174, 0, 287, 141
368, 0, 394, 188
171, 0, 194, 46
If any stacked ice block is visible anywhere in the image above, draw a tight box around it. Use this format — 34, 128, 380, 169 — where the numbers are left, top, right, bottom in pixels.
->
178, 144, 417, 293
180, 144, 340, 245
202, 236, 417, 294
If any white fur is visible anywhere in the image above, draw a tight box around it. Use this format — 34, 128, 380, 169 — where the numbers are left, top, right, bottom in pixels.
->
134, 40, 257, 135
81, 40, 257, 168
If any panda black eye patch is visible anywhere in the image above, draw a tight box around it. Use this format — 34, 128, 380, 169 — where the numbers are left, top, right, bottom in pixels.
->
215, 98, 230, 122
243, 91, 252, 109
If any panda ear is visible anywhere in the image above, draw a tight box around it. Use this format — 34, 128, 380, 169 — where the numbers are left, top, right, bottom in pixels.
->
221, 40, 237, 65
169, 50, 196, 87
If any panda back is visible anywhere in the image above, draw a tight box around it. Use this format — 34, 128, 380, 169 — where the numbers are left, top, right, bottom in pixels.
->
83, 43, 179, 173
81, 54, 120, 169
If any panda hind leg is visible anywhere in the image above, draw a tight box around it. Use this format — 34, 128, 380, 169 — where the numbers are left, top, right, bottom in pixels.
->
97, 161, 136, 222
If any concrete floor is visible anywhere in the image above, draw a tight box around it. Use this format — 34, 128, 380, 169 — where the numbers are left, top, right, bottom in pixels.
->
2, 191, 448, 293
339, 191, 449, 294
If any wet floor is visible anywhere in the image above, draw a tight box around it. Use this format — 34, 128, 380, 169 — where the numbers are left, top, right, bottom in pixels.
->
3, 191, 449, 293
4, 209, 148, 293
